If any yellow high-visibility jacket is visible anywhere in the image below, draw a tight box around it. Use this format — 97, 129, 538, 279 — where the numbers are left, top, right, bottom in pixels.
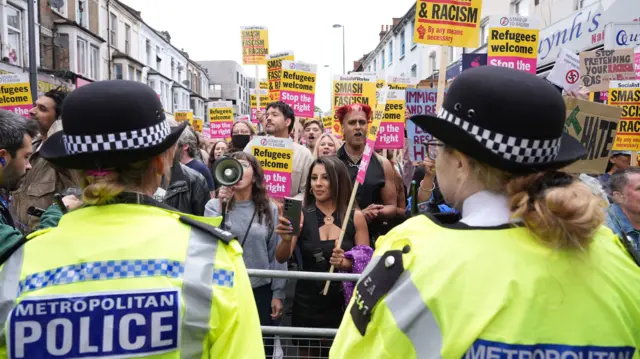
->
0, 201, 264, 359
330, 214, 640, 359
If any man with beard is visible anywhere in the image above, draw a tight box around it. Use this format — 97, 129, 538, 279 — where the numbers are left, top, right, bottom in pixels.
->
11, 88, 75, 232
246, 102, 313, 200
335, 104, 397, 246
302, 119, 323, 153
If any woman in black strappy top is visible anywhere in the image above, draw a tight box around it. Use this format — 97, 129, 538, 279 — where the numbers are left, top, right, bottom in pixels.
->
275, 156, 370, 358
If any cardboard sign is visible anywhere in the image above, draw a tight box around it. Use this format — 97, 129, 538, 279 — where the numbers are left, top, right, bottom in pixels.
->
209, 101, 234, 140
332, 74, 377, 138
609, 80, 640, 150
240, 26, 269, 65
580, 48, 636, 92
267, 51, 294, 101
0, 74, 33, 116
280, 61, 316, 118
547, 48, 581, 91
488, 16, 539, 74
250, 136, 293, 198
357, 88, 389, 184
375, 90, 405, 150
563, 97, 622, 174
406, 89, 445, 161
413, 0, 481, 48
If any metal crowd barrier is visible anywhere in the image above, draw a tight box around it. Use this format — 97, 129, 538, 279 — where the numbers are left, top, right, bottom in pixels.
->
247, 269, 361, 359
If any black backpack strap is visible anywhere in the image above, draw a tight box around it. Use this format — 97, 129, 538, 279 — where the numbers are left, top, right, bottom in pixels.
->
0, 235, 28, 267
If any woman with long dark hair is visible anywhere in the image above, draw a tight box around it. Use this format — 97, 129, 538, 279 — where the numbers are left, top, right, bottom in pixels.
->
204, 151, 286, 356
275, 156, 371, 358
207, 139, 228, 169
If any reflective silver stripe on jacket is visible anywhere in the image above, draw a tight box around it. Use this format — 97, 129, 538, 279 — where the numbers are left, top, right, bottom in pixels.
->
0, 246, 24, 345
384, 270, 443, 359
181, 227, 219, 359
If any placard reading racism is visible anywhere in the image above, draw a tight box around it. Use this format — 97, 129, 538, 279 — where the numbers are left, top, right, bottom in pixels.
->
488, 16, 539, 74
241, 26, 269, 65
250, 89, 269, 126
250, 136, 293, 198
332, 74, 377, 138
406, 89, 447, 161
609, 80, 640, 150
413, 0, 481, 48
193, 118, 203, 132
386, 76, 417, 90
580, 48, 636, 92
357, 88, 389, 184
280, 61, 316, 118
174, 110, 193, 125
375, 90, 405, 149
267, 51, 295, 101
547, 48, 581, 91
0, 74, 33, 116
209, 101, 234, 140
563, 97, 622, 174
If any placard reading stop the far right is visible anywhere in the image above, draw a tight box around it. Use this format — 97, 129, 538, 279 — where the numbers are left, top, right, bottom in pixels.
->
547, 48, 581, 91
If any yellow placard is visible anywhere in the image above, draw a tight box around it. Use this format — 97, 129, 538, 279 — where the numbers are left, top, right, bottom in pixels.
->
267, 51, 295, 101
259, 81, 269, 90
322, 116, 333, 132
367, 98, 388, 142
332, 76, 377, 138
209, 107, 234, 122
175, 110, 193, 124
413, 0, 481, 48
193, 118, 203, 132
384, 99, 405, 123
487, 27, 539, 59
252, 146, 293, 171
281, 66, 317, 95
250, 90, 270, 108
376, 79, 386, 89
241, 26, 269, 65
610, 82, 640, 151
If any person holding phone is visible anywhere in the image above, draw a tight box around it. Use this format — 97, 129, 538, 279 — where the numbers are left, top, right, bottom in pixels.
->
204, 151, 286, 357
275, 156, 370, 359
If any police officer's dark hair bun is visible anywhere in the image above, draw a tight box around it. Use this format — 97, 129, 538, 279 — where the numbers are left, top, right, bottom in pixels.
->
508, 171, 605, 249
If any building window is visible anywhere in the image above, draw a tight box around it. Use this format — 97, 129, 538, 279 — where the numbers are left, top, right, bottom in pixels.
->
238, 87, 242, 98
155, 46, 161, 69
6, 5, 22, 65
388, 41, 393, 64
381, 50, 386, 69
148, 79, 155, 90
373, 59, 377, 71
114, 63, 123, 80
400, 31, 406, 57
146, 40, 152, 66
236, 72, 239, 84
128, 65, 134, 80
480, 23, 488, 45
136, 69, 142, 81
50, 0, 67, 17
579, 0, 598, 8
448, 47, 454, 63
411, 64, 417, 78
513, 0, 529, 16
109, 13, 117, 45
410, 21, 415, 48
89, 44, 99, 79
173, 92, 179, 109
171, 58, 176, 79
429, 52, 437, 74
125, 24, 131, 54
77, 38, 87, 75
77, 0, 88, 28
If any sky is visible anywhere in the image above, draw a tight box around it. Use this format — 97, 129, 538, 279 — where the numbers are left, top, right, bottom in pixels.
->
121, 0, 415, 113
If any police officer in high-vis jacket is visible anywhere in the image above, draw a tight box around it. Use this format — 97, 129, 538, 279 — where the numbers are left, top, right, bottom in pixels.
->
0, 81, 264, 358
330, 66, 640, 358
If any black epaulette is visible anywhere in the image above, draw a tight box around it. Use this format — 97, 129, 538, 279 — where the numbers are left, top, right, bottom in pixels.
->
179, 215, 236, 245
350, 245, 411, 336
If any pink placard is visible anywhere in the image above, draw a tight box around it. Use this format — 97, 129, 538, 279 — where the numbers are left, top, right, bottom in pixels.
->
635, 52, 640, 80
5, 104, 31, 117
356, 140, 375, 184
375, 122, 405, 149
210, 121, 232, 139
280, 90, 314, 118
488, 56, 537, 74
263, 170, 291, 198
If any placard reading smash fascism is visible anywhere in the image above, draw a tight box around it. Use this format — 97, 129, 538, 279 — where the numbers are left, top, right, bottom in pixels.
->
250, 137, 293, 198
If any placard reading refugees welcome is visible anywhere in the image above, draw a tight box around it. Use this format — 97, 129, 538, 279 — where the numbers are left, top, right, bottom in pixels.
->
487, 16, 539, 74
209, 101, 234, 140
250, 136, 293, 198
386, 76, 417, 90
0, 74, 33, 116
267, 51, 294, 101
610, 80, 640, 150
375, 90, 405, 150
280, 61, 316, 119
250, 89, 269, 127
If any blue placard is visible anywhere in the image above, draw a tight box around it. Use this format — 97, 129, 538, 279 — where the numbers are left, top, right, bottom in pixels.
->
406, 89, 443, 162
8, 289, 180, 359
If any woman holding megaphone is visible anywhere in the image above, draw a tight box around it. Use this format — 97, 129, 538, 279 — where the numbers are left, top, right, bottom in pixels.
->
205, 151, 287, 357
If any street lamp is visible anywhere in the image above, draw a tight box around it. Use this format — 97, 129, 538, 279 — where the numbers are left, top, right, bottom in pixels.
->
333, 24, 345, 75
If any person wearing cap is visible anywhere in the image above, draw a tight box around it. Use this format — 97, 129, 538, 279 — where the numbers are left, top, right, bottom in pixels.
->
598, 150, 632, 187
329, 66, 640, 358
0, 81, 264, 358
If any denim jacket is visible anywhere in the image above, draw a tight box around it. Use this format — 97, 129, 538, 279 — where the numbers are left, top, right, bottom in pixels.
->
605, 204, 640, 252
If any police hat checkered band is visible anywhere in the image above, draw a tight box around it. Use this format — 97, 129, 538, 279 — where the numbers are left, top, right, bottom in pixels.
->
63, 119, 171, 155
17, 259, 235, 296
437, 108, 561, 164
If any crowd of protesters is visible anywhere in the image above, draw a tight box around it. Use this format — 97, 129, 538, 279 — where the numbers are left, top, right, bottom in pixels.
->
0, 82, 639, 358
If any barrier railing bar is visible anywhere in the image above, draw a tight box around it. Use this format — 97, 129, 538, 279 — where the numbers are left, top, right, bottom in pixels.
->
261, 325, 338, 337
247, 269, 361, 282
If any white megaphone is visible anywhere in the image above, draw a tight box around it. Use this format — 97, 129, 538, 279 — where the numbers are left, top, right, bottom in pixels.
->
213, 156, 244, 187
